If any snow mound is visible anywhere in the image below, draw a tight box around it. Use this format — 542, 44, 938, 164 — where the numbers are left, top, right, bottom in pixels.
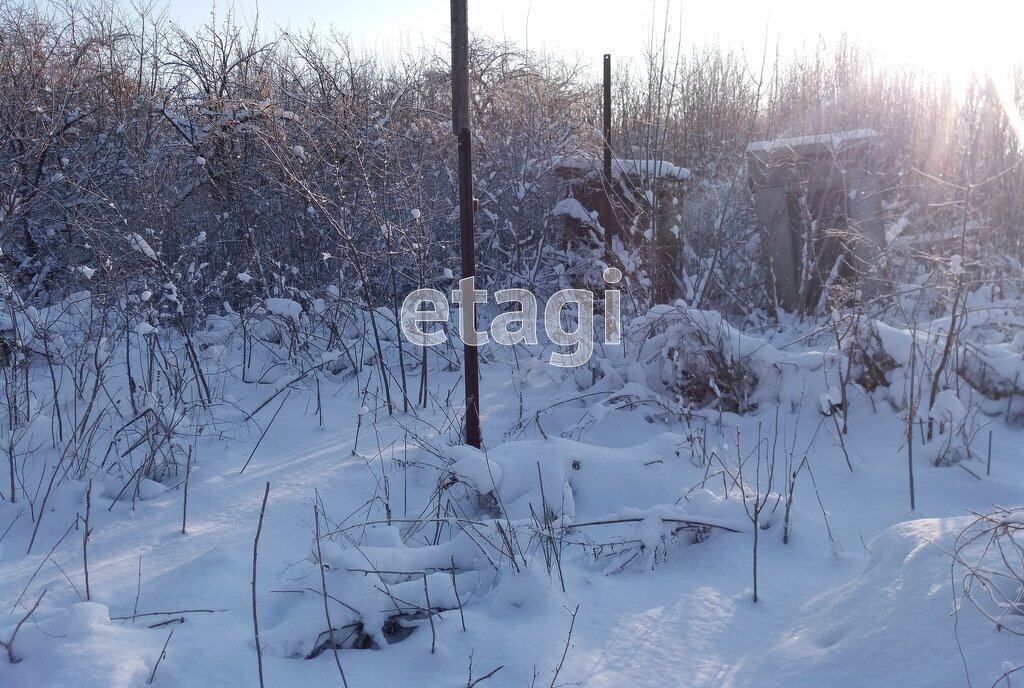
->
1, 601, 156, 687
737, 518, 1019, 687
265, 298, 303, 322
552, 198, 599, 227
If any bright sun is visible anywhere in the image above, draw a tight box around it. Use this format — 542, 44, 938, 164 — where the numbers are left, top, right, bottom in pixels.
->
842, 0, 1024, 145
851, 0, 1021, 85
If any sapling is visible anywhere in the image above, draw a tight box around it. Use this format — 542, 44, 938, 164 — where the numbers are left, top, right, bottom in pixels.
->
547, 604, 580, 688
986, 430, 992, 476
0, 589, 46, 664
252, 482, 270, 688
736, 418, 777, 603
313, 499, 350, 687
907, 321, 918, 511
181, 446, 192, 535
146, 629, 174, 686
780, 397, 806, 545
825, 307, 855, 434
466, 652, 504, 688
451, 555, 466, 632
82, 479, 92, 600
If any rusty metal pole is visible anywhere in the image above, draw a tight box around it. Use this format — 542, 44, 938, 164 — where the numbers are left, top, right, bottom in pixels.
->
603, 54, 613, 252
451, 0, 482, 448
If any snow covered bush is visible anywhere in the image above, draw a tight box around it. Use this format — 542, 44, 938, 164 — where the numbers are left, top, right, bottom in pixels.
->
850, 317, 900, 392
631, 302, 838, 413
955, 507, 1024, 636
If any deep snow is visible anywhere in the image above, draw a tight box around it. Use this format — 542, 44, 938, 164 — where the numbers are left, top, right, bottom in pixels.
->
1, 307, 1022, 688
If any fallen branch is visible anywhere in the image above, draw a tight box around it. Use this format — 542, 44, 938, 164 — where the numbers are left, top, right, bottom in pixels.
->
148, 617, 185, 629
568, 516, 741, 533
111, 608, 224, 621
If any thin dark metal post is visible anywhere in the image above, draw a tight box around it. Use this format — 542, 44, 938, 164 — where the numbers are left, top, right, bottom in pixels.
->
603, 53, 613, 251
451, 0, 482, 448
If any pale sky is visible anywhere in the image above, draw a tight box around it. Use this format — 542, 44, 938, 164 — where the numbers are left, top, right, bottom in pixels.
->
153, 0, 1019, 82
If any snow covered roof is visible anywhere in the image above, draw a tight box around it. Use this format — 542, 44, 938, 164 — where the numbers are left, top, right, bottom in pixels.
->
745, 128, 878, 156
745, 129, 882, 191
550, 155, 691, 181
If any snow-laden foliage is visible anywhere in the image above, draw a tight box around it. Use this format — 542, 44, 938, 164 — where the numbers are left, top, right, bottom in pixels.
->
1, 4, 1023, 688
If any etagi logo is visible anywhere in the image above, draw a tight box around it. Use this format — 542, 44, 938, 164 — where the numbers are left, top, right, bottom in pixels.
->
400, 268, 623, 368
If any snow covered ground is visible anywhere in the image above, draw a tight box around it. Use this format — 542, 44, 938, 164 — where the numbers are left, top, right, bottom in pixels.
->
1, 301, 1023, 688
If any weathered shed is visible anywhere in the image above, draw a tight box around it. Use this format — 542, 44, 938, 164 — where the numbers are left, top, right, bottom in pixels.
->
551, 155, 690, 302
745, 129, 885, 313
